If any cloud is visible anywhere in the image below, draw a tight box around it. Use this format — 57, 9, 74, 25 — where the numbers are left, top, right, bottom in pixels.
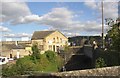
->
11, 15, 40, 25
84, 0, 97, 9
36, 8, 105, 35
62, 32, 80, 37
14, 7, 74, 25
17, 33, 32, 37
84, 0, 118, 19
0, 0, 31, 23
1, 1, 111, 36
3, 33, 15, 38
103, 2, 118, 19
38, 8, 74, 29
15, 7, 105, 36
0, 26, 11, 32
3, 33, 32, 38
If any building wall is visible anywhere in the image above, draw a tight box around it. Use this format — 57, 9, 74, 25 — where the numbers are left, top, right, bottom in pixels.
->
31, 39, 45, 54
11, 49, 30, 58
1, 51, 10, 58
32, 39, 44, 45
45, 31, 68, 52
31, 31, 68, 53
1, 41, 32, 58
1, 49, 31, 58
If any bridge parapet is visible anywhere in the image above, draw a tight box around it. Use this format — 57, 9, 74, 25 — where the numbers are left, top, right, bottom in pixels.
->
83, 45, 93, 58
52, 66, 120, 77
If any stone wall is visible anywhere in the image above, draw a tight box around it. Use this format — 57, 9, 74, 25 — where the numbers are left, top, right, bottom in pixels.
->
52, 66, 120, 76
2, 66, 120, 78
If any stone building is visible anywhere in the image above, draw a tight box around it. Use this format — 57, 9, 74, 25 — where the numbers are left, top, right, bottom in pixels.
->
1, 41, 32, 59
0, 30, 68, 58
31, 30, 68, 54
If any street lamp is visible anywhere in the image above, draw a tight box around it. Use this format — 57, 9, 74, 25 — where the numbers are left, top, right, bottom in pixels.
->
101, 1, 105, 48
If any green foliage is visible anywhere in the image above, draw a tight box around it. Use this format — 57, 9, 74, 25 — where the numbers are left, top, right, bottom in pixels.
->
95, 57, 106, 68
44, 50, 63, 71
2, 64, 18, 77
106, 23, 120, 65
16, 56, 36, 74
32, 44, 40, 60
107, 23, 120, 52
45, 50, 56, 62
64, 46, 69, 52
99, 50, 119, 66
37, 54, 50, 71
2, 50, 63, 77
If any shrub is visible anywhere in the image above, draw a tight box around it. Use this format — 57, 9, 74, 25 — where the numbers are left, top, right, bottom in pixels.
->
2, 64, 18, 77
32, 44, 40, 60
45, 50, 56, 62
2, 51, 64, 77
95, 57, 106, 68
98, 50, 119, 66
64, 46, 70, 52
16, 56, 36, 74
38, 54, 50, 70
45, 50, 63, 71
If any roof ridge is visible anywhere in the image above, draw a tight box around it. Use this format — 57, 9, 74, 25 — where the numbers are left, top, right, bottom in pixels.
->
34, 30, 56, 32
31, 30, 57, 40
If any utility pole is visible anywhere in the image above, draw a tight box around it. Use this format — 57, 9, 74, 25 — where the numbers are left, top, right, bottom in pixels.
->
101, 1, 105, 48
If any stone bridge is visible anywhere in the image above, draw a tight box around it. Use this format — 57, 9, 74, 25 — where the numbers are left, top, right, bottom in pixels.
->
60, 45, 96, 71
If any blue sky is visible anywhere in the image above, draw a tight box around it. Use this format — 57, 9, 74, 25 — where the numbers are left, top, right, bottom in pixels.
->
1, 1, 119, 41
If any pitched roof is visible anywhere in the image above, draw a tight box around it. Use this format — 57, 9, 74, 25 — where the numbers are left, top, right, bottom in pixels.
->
31, 30, 55, 40
2, 43, 31, 52
2, 44, 25, 50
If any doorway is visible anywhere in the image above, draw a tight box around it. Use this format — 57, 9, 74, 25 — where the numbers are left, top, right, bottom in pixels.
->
53, 45, 55, 52
10, 54, 12, 58
56, 46, 60, 53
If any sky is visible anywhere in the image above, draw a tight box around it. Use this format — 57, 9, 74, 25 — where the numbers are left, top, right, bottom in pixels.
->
0, 0, 119, 41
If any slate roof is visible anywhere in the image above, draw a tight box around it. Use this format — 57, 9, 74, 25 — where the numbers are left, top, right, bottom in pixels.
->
31, 30, 55, 40
2, 44, 25, 49
2, 43, 31, 52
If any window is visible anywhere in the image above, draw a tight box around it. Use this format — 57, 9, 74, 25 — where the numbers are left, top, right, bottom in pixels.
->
60, 38, 62, 43
49, 45, 52, 50
53, 38, 55, 43
32, 41, 37, 44
38, 45, 44, 50
57, 37, 59, 43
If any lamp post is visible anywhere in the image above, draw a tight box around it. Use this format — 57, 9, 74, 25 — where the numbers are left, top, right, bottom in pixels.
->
101, 1, 105, 48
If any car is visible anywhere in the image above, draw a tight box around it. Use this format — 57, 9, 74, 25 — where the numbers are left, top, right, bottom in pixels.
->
0, 56, 9, 65
8, 58, 14, 61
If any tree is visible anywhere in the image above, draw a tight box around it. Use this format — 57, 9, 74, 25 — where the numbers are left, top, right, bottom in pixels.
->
105, 18, 120, 51
32, 44, 40, 60
107, 23, 120, 52
106, 20, 120, 65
